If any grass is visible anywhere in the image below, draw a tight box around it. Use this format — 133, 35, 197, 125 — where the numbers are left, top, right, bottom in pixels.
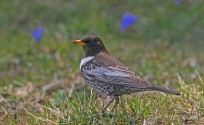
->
0, 0, 204, 124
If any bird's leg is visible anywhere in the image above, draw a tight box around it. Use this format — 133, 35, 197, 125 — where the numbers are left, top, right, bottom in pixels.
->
101, 95, 115, 115
110, 96, 119, 113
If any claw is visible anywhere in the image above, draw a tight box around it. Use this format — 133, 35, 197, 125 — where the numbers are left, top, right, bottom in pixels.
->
101, 111, 114, 117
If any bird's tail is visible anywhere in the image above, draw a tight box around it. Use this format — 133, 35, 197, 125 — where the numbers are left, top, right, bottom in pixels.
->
149, 86, 180, 95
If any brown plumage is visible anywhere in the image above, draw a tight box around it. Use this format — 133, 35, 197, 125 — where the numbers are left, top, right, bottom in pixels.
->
73, 35, 180, 114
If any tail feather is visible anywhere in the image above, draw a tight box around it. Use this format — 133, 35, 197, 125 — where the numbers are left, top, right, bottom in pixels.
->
149, 86, 180, 95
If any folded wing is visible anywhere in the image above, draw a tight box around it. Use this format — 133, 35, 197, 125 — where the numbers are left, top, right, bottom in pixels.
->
82, 52, 152, 89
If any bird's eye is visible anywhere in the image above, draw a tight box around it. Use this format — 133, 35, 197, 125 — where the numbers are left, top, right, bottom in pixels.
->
94, 38, 99, 41
90, 39, 94, 43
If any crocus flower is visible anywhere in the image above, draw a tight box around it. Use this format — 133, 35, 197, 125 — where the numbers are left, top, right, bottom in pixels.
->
120, 12, 137, 31
172, 0, 182, 5
31, 26, 44, 42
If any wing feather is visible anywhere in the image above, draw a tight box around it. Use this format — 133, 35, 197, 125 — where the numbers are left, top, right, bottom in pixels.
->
83, 60, 151, 88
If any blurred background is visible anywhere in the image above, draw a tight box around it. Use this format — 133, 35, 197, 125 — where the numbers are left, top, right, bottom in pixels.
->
0, 0, 204, 124
1, 0, 204, 84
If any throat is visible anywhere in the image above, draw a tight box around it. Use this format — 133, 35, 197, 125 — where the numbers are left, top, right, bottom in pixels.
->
80, 56, 94, 70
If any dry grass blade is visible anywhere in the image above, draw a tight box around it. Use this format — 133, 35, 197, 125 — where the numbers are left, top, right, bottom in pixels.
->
195, 70, 204, 84
36, 103, 61, 116
26, 112, 57, 125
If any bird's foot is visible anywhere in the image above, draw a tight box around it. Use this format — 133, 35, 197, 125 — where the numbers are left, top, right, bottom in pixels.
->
109, 111, 114, 117
101, 111, 106, 117
101, 111, 114, 117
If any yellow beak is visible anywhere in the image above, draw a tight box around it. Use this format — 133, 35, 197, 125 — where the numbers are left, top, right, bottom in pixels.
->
73, 40, 85, 45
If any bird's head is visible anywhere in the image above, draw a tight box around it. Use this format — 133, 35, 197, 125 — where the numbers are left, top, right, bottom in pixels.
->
73, 35, 108, 57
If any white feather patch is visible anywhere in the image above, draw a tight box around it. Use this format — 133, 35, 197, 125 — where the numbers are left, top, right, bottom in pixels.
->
80, 56, 94, 70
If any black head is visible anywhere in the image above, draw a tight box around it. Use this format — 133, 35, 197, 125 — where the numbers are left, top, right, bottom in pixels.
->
73, 35, 108, 57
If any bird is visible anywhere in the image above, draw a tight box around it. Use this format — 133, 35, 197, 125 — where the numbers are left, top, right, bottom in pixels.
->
73, 35, 180, 114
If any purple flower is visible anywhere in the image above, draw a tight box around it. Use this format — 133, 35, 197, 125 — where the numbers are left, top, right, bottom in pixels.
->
31, 26, 44, 42
172, 0, 182, 5
120, 12, 137, 31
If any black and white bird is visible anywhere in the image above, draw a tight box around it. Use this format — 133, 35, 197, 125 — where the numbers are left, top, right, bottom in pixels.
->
73, 35, 180, 114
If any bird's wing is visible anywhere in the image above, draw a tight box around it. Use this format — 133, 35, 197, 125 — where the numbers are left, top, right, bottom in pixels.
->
83, 52, 151, 88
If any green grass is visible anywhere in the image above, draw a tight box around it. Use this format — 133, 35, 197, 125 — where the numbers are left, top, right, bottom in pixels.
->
0, 0, 204, 124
